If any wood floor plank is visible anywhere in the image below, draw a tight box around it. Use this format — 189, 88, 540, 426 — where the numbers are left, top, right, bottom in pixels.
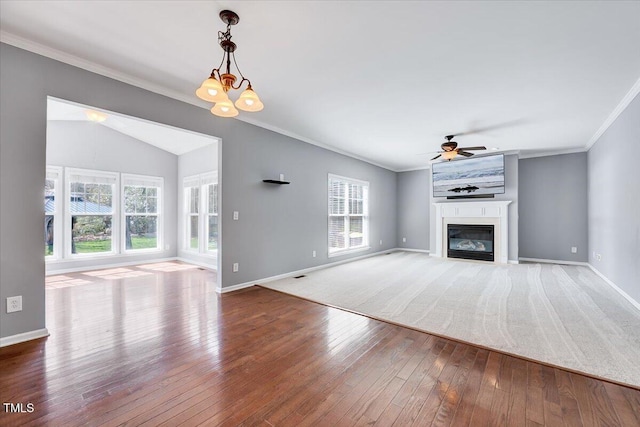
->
1, 262, 638, 427
448, 348, 490, 426
430, 346, 478, 427
505, 357, 527, 426
467, 351, 502, 426
603, 381, 640, 426
554, 369, 583, 427
526, 362, 546, 425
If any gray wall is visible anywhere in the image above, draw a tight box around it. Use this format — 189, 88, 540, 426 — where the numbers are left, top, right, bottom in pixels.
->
46, 121, 179, 272
588, 94, 640, 303
221, 123, 397, 285
429, 154, 519, 262
519, 153, 588, 262
0, 43, 397, 339
177, 143, 218, 266
396, 169, 430, 251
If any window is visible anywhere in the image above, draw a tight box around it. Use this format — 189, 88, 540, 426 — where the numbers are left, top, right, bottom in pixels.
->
66, 169, 118, 256
122, 174, 163, 252
328, 174, 369, 256
45, 166, 62, 258
206, 183, 218, 252
47, 167, 165, 262
187, 185, 200, 251
184, 172, 218, 255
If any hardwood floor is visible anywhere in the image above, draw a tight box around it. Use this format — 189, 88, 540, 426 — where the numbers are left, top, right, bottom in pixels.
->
1, 262, 638, 426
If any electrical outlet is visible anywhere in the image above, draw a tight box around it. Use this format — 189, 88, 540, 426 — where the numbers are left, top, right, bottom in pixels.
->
312, 250, 316, 258
596, 254, 602, 261
7, 296, 22, 313
232, 263, 239, 272
233, 211, 239, 221
571, 246, 577, 254
403, 237, 407, 243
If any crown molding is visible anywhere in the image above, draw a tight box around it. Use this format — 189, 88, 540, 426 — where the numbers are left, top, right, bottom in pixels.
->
586, 76, 640, 150
235, 115, 396, 172
0, 31, 213, 113
4, 30, 636, 172
1, 31, 397, 172
518, 146, 588, 160
396, 165, 431, 172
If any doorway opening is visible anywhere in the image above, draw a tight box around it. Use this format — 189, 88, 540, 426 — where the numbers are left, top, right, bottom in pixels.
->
45, 97, 221, 287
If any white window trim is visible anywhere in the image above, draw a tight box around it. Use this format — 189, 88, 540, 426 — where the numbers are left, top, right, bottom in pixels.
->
205, 182, 219, 255
64, 168, 119, 259
327, 173, 370, 258
184, 184, 200, 253
183, 172, 218, 256
45, 166, 64, 260
121, 173, 164, 254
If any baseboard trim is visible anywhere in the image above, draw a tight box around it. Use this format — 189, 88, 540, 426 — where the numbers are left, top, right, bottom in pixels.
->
396, 248, 430, 254
519, 257, 589, 266
0, 328, 49, 347
588, 264, 640, 312
217, 249, 398, 293
46, 257, 179, 276
176, 257, 217, 271
508, 259, 520, 265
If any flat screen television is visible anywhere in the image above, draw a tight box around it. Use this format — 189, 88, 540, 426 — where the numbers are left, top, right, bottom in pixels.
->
432, 153, 505, 198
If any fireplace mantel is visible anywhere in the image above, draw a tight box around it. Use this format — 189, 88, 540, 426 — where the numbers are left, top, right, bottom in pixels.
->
433, 200, 512, 263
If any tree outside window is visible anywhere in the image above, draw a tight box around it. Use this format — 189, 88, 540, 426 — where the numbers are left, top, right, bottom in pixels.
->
70, 181, 114, 254
124, 185, 159, 250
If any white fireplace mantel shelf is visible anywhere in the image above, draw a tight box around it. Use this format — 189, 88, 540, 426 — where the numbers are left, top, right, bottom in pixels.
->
434, 200, 512, 263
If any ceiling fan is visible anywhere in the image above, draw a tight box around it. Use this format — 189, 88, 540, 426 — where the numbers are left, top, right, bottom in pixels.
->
431, 135, 486, 161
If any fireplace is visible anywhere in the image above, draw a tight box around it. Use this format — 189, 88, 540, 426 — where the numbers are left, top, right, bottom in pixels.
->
447, 224, 494, 261
434, 201, 510, 263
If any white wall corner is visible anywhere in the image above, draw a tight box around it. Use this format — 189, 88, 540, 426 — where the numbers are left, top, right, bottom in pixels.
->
586, 77, 640, 150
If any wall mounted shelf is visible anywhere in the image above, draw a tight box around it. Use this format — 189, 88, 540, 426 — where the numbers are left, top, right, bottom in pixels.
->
262, 179, 290, 185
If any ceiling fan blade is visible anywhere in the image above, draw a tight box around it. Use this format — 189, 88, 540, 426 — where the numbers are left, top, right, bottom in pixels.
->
431, 154, 442, 161
457, 151, 474, 157
453, 119, 527, 136
457, 146, 486, 151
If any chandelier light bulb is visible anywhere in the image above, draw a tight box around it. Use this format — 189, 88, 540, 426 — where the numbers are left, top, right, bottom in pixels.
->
235, 86, 264, 112
211, 98, 238, 117
196, 77, 227, 103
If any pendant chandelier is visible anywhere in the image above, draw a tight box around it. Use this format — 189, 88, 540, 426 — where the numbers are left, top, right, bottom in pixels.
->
196, 10, 263, 118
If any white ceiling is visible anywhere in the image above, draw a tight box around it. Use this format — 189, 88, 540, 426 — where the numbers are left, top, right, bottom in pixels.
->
46, 98, 216, 156
2, 1, 639, 171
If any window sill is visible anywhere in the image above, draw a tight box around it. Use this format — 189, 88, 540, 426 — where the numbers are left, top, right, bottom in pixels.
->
46, 249, 164, 263
122, 248, 163, 255
328, 246, 370, 258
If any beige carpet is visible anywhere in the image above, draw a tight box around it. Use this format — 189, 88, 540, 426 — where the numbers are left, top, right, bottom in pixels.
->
260, 251, 640, 388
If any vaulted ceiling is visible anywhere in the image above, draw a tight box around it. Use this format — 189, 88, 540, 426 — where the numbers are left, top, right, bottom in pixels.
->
2, 1, 639, 170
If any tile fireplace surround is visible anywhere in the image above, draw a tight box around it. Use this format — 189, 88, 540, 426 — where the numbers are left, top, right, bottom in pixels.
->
434, 201, 512, 263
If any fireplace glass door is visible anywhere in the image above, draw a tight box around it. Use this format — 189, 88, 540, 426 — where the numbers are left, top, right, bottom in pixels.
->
447, 224, 494, 261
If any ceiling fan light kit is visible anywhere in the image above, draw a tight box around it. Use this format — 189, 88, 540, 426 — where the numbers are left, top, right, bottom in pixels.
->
431, 135, 487, 161
196, 10, 263, 118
